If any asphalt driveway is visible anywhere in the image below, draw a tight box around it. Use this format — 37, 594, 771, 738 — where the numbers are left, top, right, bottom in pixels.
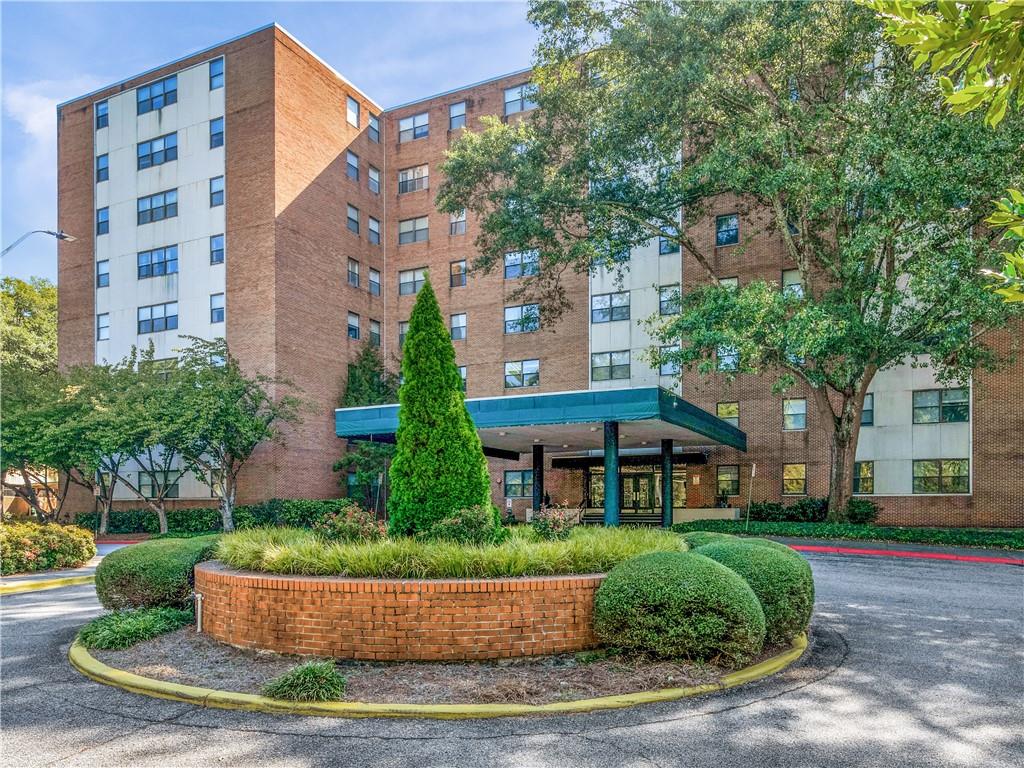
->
2, 552, 1021, 767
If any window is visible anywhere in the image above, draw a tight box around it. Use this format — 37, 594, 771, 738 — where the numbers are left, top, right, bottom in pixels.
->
398, 321, 410, 347
717, 465, 740, 497
591, 351, 630, 381
137, 133, 178, 169
398, 164, 428, 193
368, 114, 380, 143
717, 402, 740, 428
659, 285, 680, 315
450, 313, 467, 341
782, 269, 803, 298
505, 359, 539, 388
209, 177, 224, 207
719, 276, 739, 290
347, 259, 360, 287
369, 319, 381, 348
853, 461, 874, 494
137, 245, 178, 279
97, 313, 110, 341
783, 398, 807, 430
717, 345, 738, 371
399, 112, 429, 142
210, 293, 225, 324
398, 217, 428, 244
210, 58, 224, 89
913, 459, 969, 494
137, 302, 178, 334
210, 117, 224, 149
450, 260, 467, 287
591, 291, 630, 323
913, 388, 969, 424
348, 312, 360, 340
659, 345, 681, 376
368, 217, 380, 245
659, 227, 680, 255
137, 75, 177, 114
716, 214, 739, 246
504, 83, 538, 115
783, 463, 807, 495
398, 268, 426, 295
346, 150, 359, 181
140, 472, 180, 499
369, 268, 381, 296
368, 165, 380, 194
504, 249, 539, 279
96, 100, 108, 129
96, 154, 109, 183
210, 234, 225, 264
96, 207, 109, 235
504, 304, 539, 334
450, 209, 467, 235
449, 101, 466, 130
861, 393, 874, 426
346, 95, 360, 127
346, 204, 360, 234
458, 365, 467, 392
96, 260, 110, 288
504, 470, 533, 498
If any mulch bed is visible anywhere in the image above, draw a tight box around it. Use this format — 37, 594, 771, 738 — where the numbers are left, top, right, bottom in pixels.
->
92, 629, 791, 705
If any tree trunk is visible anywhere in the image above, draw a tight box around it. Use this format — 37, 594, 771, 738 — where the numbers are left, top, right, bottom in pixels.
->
219, 481, 235, 533
826, 397, 864, 522
156, 504, 168, 534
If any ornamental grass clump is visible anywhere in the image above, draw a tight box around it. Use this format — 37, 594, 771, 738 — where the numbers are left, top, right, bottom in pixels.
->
262, 660, 346, 702
77, 607, 194, 650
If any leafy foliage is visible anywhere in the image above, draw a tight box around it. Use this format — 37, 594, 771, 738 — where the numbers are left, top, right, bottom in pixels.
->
593, 552, 766, 665
77, 607, 194, 650
748, 498, 827, 523
1, 276, 56, 374
419, 504, 503, 545
0, 521, 96, 575
312, 501, 387, 543
531, 503, 579, 541
94, 535, 220, 610
388, 278, 492, 535
262, 661, 346, 702
697, 541, 814, 645
844, 498, 880, 525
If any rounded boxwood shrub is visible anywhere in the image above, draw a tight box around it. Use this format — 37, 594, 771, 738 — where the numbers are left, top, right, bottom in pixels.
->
741, 537, 797, 555
95, 535, 220, 610
696, 541, 814, 646
0, 521, 96, 575
593, 551, 766, 665
678, 530, 737, 550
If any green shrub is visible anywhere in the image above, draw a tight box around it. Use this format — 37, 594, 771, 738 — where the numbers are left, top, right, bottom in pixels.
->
262, 660, 346, 701
678, 530, 737, 550
95, 535, 220, 610
312, 502, 386, 543
0, 521, 96, 575
593, 551, 766, 665
697, 541, 814, 645
845, 498, 879, 524
531, 504, 578, 541
217, 525, 685, 579
77, 607, 194, 650
388, 278, 492, 536
420, 504, 502, 545
741, 537, 798, 555
786, 498, 828, 523
746, 501, 788, 522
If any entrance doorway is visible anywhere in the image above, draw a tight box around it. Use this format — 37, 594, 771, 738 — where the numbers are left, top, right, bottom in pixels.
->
621, 473, 654, 512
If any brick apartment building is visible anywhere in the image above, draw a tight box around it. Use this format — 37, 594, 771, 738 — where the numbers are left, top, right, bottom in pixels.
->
56, 24, 1023, 528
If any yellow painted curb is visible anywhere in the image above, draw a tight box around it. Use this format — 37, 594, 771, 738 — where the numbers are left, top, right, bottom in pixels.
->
1, 575, 94, 595
68, 633, 807, 720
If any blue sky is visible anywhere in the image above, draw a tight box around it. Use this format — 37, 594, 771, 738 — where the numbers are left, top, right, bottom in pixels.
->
1, 1, 536, 283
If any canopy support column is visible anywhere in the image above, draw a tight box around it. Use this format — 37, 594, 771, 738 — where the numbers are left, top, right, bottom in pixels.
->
532, 443, 545, 512
603, 421, 620, 526
661, 439, 674, 528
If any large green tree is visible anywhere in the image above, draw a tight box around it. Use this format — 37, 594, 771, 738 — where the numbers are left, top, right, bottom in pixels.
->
439, 0, 1023, 519
1, 277, 57, 374
388, 277, 492, 536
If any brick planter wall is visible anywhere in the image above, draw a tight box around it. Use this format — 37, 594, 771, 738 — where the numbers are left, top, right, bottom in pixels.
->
194, 561, 604, 661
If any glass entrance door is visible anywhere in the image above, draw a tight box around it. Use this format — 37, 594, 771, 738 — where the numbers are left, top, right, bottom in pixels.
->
621, 473, 654, 511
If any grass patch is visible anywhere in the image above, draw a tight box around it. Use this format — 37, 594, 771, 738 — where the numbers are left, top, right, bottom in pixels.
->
262, 660, 346, 702
672, 521, 1024, 550
77, 607, 194, 650
217, 525, 686, 578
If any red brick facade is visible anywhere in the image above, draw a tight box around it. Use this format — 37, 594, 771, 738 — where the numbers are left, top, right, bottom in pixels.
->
195, 561, 602, 660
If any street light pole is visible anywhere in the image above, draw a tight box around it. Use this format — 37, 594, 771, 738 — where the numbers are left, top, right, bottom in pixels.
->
0, 230, 77, 258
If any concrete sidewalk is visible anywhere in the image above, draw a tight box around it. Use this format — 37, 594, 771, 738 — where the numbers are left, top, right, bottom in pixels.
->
0, 543, 129, 591
768, 536, 1024, 564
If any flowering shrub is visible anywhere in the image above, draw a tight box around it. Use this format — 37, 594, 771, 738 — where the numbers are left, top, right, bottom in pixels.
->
420, 504, 502, 545
1, 521, 96, 575
531, 503, 579, 541
312, 502, 386, 543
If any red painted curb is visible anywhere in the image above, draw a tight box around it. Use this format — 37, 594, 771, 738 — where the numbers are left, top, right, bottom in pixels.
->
788, 544, 1024, 567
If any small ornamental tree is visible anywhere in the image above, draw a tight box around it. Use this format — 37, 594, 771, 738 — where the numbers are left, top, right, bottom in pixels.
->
388, 277, 493, 536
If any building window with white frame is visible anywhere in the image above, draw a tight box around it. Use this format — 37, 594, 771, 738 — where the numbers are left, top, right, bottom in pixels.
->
209, 58, 224, 89
348, 312, 360, 340
782, 463, 807, 495
659, 285, 680, 315
504, 249, 539, 279
368, 114, 380, 143
912, 388, 969, 424
398, 268, 426, 295
505, 359, 540, 388
96, 260, 110, 288
369, 268, 381, 296
347, 204, 360, 234
591, 291, 630, 323
783, 398, 807, 430
210, 234, 225, 264
449, 101, 466, 130
369, 319, 381, 347
97, 313, 110, 341
399, 112, 429, 142
450, 260, 467, 287
137, 75, 177, 114
504, 83, 538, 115
346, 150, 359, 181
591, 351, 630, 381
398, 164, 428, 193
719, 276, 739, 290
137, 133, 178, 169
368, 217, 380, 245
659, 345, 681, 376
450, 313, 467, 341
368, 165, 380, 194
210, 117, 224, 149
347, 259, 360, 287
450, 209, 467, 235
716, 213, 739, 246
209, 177, 224, 207
782, 269, 803, 298
504, 304, 539, 334
137, 302, 178, 334
346, 95, 360, 127
717, 465, 740, 497
210, 293, 225, 324
398, 321, 409, 347
399, 217, 428, 244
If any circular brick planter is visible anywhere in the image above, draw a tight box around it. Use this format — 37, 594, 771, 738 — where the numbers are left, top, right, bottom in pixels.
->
194, 561, 605, 661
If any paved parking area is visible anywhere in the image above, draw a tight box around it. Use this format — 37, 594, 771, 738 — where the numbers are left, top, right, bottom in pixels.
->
2, 552, 1022, 767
